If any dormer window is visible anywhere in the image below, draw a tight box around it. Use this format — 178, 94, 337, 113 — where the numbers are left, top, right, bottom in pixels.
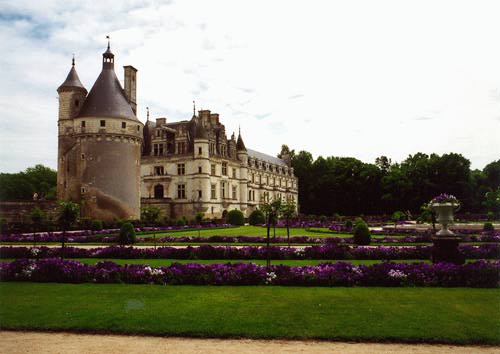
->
100, 120, 106, 127
122, 122, 126, 129
81, 121, 85, 128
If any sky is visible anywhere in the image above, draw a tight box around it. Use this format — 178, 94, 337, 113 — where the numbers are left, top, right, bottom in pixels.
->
0, 0, 499, 173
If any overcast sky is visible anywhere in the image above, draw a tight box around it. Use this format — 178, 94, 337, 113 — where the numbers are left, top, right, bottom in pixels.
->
1, 0, 499, 173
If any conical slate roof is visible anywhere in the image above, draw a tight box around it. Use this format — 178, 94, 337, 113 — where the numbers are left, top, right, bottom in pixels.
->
77, 46, 137, 121
57, 64, 87, 93
236, 131, 246, 151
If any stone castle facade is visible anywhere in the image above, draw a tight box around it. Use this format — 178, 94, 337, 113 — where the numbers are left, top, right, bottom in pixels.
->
57, 43, 298, 221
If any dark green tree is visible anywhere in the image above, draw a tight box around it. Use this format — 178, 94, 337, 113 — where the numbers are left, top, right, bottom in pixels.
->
57, 201, 80, 259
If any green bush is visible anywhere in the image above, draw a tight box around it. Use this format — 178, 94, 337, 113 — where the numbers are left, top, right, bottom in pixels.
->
344, 220, 353, 230
249, 210, 265, 225
319, 215, 327, 222
119, 222, 136, 245
226, 209, 244, 226
90, 220, 103, 232
176, 218, 186, 226
353, 222, 371, 245
483, 222, 495, 231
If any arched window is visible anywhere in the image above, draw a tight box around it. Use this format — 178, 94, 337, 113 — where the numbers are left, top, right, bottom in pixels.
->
154, 184, 164, 199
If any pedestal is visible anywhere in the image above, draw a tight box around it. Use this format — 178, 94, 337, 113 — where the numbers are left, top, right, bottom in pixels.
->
431, 236, 465, 264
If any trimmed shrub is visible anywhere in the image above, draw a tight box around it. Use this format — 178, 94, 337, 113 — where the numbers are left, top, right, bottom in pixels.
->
90, 220, 103, 232
483, 222, 495, 231
353, 222, 371, 245
226, 209, 244, 226
119, 222, 136, 245
176, 218, 186, 227
249, 210, 265, 225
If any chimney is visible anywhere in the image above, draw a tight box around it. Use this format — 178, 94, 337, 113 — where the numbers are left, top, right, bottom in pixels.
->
123, 65, 137, 115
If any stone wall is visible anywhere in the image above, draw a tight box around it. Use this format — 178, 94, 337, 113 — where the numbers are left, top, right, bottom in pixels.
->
0, 200, 58, 223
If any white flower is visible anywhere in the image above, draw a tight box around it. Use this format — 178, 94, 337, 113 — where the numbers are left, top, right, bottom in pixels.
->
388, 269, 407, 279
265, 271, 277, 284
352, 266, 363, 275
22, 264, 36, 277
144, 266, 163, 276
30, 248, 40, 256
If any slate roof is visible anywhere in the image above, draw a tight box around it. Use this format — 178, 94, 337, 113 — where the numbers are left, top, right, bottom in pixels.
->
57, 65, 86, 93
247, 148, 287, 166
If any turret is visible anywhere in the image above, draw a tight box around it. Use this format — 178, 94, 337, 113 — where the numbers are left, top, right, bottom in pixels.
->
236, 128, 248, 212
57, 56, 87, 202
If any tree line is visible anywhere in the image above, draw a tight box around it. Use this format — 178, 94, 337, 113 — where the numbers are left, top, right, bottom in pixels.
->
0, 164, 57, 201
279, 146, 500, 217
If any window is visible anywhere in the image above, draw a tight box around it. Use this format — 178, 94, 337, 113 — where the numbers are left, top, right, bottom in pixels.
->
211, 164, 216, 176
154, 184, 164, 199
122, 122, 126, 129
232, 185, 237, 200
81, 153, 85, 160
252, 173, 255, 183
154, 144, 164, 156
259, 175, 262, 184
209, 142, 215, 155
154, 166, 164, 176
198, 147, 202, 155
221, 145, 226, 156
198, 190, 202, 199
222, 162, 227, 176
177, 163, 185, 175
248, 190, 252, 201
198, 165, 202, 174
137, 125, 140, 131
232, 168, 236, 178
266, 176, 269, 185
81, 121, 85, 128
75, 99, 79, 107
156, 130, 160, 137
100, 120, 105, 127
81, 187, 86, 194
221, 182, 226, 198
273, 177, 276, 186
177, 184, 186, 199
211, 184, 216, 199
177, 142, 186, 154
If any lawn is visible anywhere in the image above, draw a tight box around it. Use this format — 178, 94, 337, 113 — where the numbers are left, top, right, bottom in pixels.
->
0, 282, 498, 344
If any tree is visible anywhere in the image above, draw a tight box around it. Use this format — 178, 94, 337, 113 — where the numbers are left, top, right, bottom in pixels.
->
0, 164, 56, 201
280, 198, 297, 247
141, 205, 161, 248
57, 201, 80, 259
29, 207, 46, 248
391, 211, 406, 230
375, 156, 392, 174
260, 197, 282, 268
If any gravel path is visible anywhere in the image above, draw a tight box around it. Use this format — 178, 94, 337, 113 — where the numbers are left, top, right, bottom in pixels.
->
0, 331, 498, 354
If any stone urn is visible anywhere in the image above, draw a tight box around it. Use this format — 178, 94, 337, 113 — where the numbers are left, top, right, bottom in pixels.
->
431, 202, 464, 264
431, 203, 458, 236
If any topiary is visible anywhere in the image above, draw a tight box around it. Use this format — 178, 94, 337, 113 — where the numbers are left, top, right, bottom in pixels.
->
119, 222, 136, 245
90, 220, 103, 232
353, 222, 371, 245
176, 218, 186, 226
483, 222, 494, 231
249, 210, 265, 225
344, 220, 353, 230
226, 209, 244, 226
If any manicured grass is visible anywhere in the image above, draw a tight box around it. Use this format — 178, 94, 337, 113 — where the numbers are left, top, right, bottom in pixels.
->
0, 282, 498, 344
61, 258, 432, 266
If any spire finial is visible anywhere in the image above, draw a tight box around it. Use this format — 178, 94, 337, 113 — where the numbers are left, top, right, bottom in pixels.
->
193, 100, 196, 116
238, 125, 241, 136
146, 107, 150, 121
72, 53, 75, 67
106, 35, 110, 50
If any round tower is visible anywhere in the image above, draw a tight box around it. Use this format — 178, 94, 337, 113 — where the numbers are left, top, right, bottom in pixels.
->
66, 41, 144, 221
236, 129, 249, 214
192, 119, 210, 209
57, 56, 88, 202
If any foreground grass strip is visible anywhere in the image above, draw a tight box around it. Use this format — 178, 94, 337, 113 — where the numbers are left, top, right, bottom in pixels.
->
0, 283, 498, 345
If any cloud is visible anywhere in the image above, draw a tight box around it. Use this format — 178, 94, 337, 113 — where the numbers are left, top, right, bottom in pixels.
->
413, 116, 433, 121
254, 112, 272, 120
288, 94, 304, 99
234, 86, 255, 93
